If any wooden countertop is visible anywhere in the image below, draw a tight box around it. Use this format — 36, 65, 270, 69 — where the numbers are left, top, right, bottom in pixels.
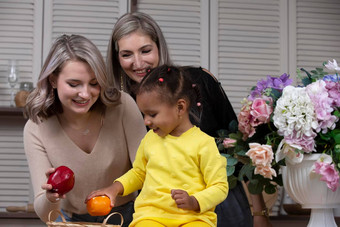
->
0, 106, 25, 117
0, 211, 38, 219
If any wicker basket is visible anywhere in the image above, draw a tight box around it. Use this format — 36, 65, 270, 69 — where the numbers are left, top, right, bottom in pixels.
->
46, 210, 123, 227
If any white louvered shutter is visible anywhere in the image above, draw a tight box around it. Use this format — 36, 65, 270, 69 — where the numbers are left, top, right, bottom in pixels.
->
42, 0, 128, 83
211, 0, 286, 113
0, 0, 42, 212
292, 0, 340, 73
136, 0, 209, 68
0, 0, 42, 106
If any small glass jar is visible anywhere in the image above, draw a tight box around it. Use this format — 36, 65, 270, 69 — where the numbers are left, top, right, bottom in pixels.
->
15, 82, 33, 107
19, 82, 33, 92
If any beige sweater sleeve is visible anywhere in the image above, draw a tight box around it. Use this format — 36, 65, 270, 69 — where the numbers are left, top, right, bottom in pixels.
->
24, 120, 61, 222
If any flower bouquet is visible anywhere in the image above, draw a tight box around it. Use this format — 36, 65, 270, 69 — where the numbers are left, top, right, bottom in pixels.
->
217, 59, 340, 194
274, 60, 340, 192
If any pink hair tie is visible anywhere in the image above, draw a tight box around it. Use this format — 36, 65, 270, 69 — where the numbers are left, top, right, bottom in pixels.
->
158, 78, 164, 82
197, 102, 201, 107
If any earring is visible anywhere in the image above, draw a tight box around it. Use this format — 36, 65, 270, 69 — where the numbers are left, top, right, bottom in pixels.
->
50, 87, 55, 100
120, 74, 124, 91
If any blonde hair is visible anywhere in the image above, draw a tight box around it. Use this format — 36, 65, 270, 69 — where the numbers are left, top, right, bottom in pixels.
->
107, 12, 172, 93
25, 34, 121, 123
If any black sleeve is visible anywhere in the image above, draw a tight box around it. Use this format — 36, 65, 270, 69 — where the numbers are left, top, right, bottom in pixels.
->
185, 67, 237, 137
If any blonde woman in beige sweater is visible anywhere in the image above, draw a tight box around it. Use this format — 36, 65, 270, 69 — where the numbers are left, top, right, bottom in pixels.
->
23, 34, 146, 226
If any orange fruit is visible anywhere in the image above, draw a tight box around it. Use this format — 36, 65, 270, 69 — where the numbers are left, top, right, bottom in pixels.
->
86, 195, 111, 216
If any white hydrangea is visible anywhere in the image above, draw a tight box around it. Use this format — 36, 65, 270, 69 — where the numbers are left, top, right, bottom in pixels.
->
273, 86, 318, 138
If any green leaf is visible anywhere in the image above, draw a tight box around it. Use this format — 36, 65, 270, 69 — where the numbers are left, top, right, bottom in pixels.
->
228, 120, 238, 133
333, 145, 340, 171
334, 110, 340, 118
229, 132, 240, 140
216, 129, 229, 138
319, 132, 332, 141
248, 179, 263, 194
264, 184, 277, 194
316, 67, 324, 73
220, 153, 229, 159
269, 88, 281, 100
217, 143, 225, 151
236, 150, 247, 156
228, 175, 238, 189
238, 164, 255, 181
331, 129, 340, 144
226, 166, 235, 176
274, 174, 283, 186
226, 157, 238, 166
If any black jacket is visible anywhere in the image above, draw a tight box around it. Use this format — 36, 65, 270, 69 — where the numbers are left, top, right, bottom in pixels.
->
184, 67, 237, 137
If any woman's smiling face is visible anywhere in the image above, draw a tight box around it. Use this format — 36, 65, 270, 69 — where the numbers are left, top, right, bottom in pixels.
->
118, 30, 160, 83
50, 60, 100, 115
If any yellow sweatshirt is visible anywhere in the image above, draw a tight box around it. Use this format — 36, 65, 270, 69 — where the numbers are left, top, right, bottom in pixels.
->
117, 126, 228, 226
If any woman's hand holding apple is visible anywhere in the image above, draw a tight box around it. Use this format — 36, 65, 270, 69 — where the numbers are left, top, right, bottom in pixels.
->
42, 168, 65, 202
43, 166, 75, 203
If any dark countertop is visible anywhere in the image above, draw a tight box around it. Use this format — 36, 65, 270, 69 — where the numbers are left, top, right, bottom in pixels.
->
0, 211, 38, 219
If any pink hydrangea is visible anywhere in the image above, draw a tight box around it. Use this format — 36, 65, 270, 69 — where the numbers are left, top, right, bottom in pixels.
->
313, 161, 340, 192
325, 81, 340, 107
306, 80, 338, 133
285, 131, 316, 153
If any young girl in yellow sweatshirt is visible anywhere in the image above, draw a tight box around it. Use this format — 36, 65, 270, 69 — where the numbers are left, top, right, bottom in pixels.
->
86, 65, 228, 227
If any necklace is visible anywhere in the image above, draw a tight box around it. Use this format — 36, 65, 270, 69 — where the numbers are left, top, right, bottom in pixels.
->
80, 111, 104, 135
81, 128, 90, 136
58, 111, 95, 136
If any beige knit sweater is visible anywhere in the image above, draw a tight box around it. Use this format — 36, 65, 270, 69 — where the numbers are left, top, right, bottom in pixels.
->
24, 92, 146, 222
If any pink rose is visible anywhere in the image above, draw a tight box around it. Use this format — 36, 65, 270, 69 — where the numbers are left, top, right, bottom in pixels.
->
254, 165, 277, 179
246, 143, 274, 167
223, 138, 237, 148
313, 161, 340, 192
250, 97, 273, 124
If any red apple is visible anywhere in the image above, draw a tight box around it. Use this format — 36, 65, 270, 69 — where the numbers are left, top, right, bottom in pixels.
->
47, 166, 75, 195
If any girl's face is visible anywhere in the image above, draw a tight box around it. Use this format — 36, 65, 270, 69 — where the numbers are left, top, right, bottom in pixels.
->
137, 90, 182, 137
50, 60, 100, 116
118, 31, 160, 83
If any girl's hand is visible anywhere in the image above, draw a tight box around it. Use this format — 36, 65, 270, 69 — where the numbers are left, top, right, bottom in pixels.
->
85, 181, 124, 208
42, 168, 66, 203
171, 189, 200, 211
